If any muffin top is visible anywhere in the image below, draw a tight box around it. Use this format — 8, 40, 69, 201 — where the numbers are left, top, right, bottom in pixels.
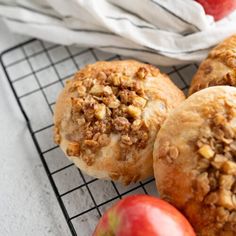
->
154, 86, 236, 235
189, 35, 236, 95
54, 60, 185, 184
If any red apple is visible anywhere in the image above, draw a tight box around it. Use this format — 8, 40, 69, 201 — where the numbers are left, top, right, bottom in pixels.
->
196, 0, 236, 21
93, 195, 195, 236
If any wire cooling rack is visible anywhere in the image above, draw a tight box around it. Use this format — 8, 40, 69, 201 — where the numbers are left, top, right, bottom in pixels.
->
0, 39, 197, 236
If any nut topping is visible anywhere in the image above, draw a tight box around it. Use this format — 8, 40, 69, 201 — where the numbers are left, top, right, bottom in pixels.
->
136, 67, 149, 80
121, 135, 133, 146
63, 66, 151, 164
132, 96, 147, 108
113, 117, 130, 131
195, 108, 236, 229
90, 84, 104, 95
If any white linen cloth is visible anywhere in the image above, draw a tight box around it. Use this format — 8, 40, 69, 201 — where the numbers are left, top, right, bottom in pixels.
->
0, 0, 236, 65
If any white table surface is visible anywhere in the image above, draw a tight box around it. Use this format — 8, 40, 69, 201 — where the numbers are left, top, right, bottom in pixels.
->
0, 19, 70, 236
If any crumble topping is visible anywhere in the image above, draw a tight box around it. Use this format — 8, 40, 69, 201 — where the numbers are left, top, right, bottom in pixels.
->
57, 66, 154, 165
194, 102, 236, 232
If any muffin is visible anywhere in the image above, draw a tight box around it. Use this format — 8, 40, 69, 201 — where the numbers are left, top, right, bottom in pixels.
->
154, 86, 236, 235
54, 60, 185, 185
189, 35, 236, 95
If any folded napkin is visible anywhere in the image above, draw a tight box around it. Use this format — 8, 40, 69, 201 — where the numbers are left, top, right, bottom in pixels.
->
0, 0, 236, 65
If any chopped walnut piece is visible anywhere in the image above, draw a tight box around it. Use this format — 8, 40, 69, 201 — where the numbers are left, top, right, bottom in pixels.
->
77, 85, 86, 97
136, 67, 149, 80
102, 95, 120, 109
214, 114, 227, 126
83, 140, 99, 151
95, 104, 106, 120
127, 105, 141, 118
204, 192, 218, 205
132, 96, 147, 108
89, 84, 104, 95
97, 71, 107, 81
77, 117, 86, 126
119, 90, 135, 104
107, 97, 120, 109
93, 132, 101, 141
121, 76, 134, 88
134, 81, 145, 96
84, 130, 93, 139
121, 135, 133, 146
120, 104, 127, 113
98, 134, 110, 146
71, 97, 83, 107
103, 86, 113, 96
83, 95, 96, 106
83, 78, 94, 88
66, 142, 80, 156
68, 81, 83, 92
113, 117, 130, 131
220, 175, 235, 190
222, 161, 236, 175
111, 86, 119, 95
137, 131, 149, 148
83, 108, 95, 121
93, 120, 110, 134
198, 144, 215, 159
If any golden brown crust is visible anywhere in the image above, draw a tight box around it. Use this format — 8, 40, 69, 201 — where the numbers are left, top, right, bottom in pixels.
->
189, 35, 236, 95
54, 60, 185, 185
153, 86, 236, 236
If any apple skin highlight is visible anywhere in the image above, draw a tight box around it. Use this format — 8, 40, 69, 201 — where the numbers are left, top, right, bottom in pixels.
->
196, 0, 236, 21
93, 195, 196, 236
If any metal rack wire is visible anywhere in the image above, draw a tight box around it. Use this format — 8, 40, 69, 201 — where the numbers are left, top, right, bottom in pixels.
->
0, 39, 197, 236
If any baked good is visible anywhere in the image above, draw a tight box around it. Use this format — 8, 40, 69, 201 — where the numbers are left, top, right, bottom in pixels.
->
153, 86, 236, 236
189, 35, 236, 95
54, 60, 185, 185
